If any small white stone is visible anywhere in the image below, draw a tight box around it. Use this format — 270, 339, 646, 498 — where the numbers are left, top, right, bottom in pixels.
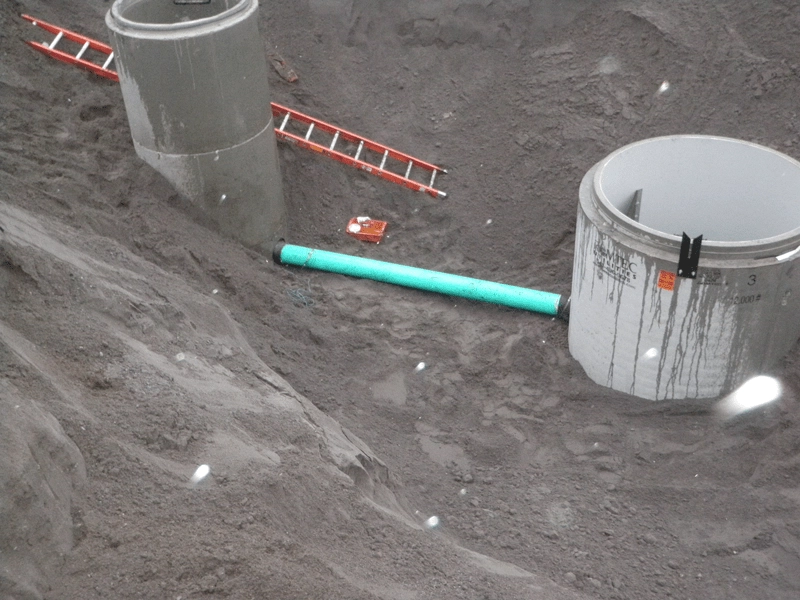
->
190, 464, 210, 483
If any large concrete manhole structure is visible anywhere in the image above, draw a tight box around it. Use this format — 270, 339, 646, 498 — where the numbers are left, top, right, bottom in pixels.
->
106, 0, 286, 252
569, 135, 800, 400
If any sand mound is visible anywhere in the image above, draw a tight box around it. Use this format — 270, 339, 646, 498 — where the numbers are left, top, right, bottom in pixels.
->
3, 0, 800, 598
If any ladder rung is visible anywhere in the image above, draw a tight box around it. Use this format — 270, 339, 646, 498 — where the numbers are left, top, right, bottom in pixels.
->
279, 112, 290, 131
379, 149, 389, 171
429, 170, 437, 188
49, 31, 63, 49
354, 140, 364, 162
304, 122, 315, 141
101, 52, 114, 70
404, 160, 413, 179
75, 40, 90, 61
329, 131, 339, 151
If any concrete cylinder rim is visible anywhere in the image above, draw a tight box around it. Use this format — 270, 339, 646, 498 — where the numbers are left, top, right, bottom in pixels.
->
589, 134, 800, 256
109, 0, 253, 33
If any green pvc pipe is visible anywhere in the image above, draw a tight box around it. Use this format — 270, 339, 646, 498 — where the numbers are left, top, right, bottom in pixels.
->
274, 242, 569, 319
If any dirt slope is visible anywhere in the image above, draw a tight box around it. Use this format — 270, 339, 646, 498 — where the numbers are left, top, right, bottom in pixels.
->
2, 1, 800, 599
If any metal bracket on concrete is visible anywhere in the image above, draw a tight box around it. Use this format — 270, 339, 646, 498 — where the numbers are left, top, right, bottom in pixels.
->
624, 188, 642, 222
677, 233, 703, 278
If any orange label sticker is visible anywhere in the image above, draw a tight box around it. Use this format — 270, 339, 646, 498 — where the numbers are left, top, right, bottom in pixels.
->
658, 270, 676, 291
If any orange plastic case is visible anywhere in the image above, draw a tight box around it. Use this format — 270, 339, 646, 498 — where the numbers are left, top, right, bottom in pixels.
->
346, 217, 387, 243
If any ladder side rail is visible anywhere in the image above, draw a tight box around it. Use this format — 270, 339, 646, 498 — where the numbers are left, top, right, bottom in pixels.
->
21, 14, 65, 35
59, 29, 114, 54
276, 129, 444, 198
358, 138, 443, 174
25, 41, 119, 81
271, 104, 340, 138
319, 123, 443, 174
22, 14, 114, 54
271, 103, 445, 174
271, 104, 382, 168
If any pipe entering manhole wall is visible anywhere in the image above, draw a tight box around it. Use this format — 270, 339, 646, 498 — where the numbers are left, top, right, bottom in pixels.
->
570, 135, 800, 400
106, 0, 285, 252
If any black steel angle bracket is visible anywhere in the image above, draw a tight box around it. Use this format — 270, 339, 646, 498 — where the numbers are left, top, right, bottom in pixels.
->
677, 233, 702, 279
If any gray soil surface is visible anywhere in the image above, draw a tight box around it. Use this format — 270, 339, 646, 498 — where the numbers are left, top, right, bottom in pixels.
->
3, 1, 800, 599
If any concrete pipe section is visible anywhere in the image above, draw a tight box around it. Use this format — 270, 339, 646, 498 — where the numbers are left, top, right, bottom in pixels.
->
570, 135, 800, 400
106, 0, 286, 252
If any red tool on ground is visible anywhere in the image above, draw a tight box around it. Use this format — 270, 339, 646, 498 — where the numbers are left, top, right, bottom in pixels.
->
21, 15, 118, 81
272, 104, 447, 199
346, 217, 388, 243
21, 15, 448, 199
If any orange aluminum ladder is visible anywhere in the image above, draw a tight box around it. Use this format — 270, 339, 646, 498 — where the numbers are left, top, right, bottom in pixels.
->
272, 103, 447, 199
21, 14, 118, 81
22, 14, 447, 199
